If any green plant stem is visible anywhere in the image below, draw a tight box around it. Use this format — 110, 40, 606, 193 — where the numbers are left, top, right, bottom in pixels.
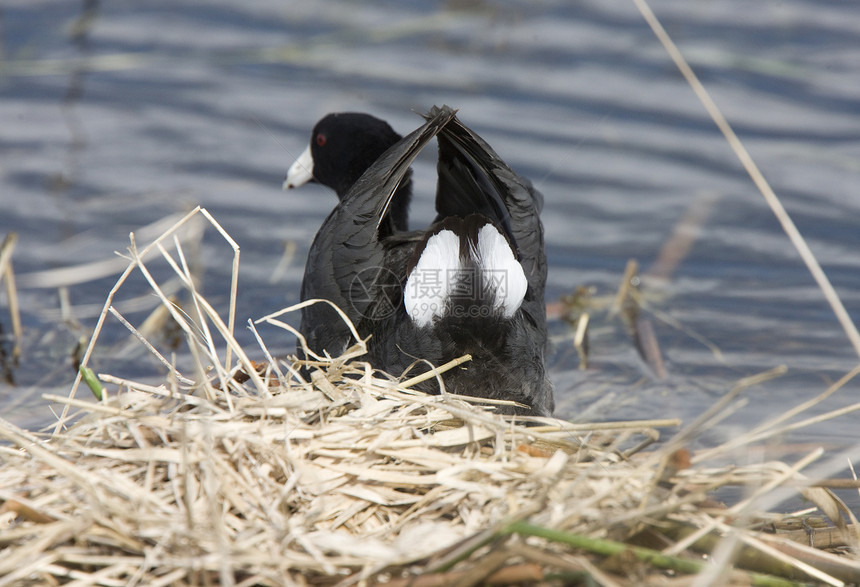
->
506, 521, 807, 587
79, 366, 104, 400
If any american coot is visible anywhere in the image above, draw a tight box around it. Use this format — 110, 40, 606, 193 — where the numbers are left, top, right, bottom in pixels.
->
285, 106, 553, 416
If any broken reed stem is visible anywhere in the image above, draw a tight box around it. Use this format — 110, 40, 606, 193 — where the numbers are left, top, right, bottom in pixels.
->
108, 305, 195, 386
54, 206, 204, 435
695, 365, 860, 463
154, 238, 236, 403
199, 208, 240, 375
41, 393, 127, 416
632, 0, 860, 358
541, 418, 681, 432
666, 366, 786, 462
725, 522, 844, 587
609, 259, 638, 317
130, 233, 228, 404
574, 312, 589, 370
646, 192, 717, 282
747, 364, 860, 441
0, 232, 23, 351
726, 449, 824, 520
256, 298, 367, 363
399, 354, 472, 389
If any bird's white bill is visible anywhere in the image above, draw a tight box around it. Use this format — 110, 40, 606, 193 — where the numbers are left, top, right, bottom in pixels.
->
283, 145, 314, 190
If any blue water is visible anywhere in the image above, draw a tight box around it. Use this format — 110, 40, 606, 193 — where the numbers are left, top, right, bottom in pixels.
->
2, 0, 860, 508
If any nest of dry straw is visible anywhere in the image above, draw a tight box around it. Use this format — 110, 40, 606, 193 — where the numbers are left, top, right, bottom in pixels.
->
1, 208, 859, 586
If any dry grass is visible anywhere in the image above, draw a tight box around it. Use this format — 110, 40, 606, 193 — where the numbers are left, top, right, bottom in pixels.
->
1, 208, 859, 587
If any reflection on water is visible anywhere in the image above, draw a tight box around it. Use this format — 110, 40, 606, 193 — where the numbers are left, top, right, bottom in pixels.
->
2, 0, 860, 495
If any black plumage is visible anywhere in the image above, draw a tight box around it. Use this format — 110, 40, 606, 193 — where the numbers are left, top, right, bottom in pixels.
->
285, 106, 553, 416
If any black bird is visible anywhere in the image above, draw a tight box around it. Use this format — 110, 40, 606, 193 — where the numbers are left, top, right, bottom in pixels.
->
284, 106, 553, 416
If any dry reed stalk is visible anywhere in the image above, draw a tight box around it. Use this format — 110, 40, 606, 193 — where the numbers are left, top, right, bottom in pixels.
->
694, 366, 860, 464
646, 192, 718, 283
54, 206, 206, 435
0, 233, 22, 358
632, 0, 860, 358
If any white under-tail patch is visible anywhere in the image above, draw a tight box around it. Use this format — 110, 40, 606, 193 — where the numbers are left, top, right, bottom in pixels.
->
475, 224, 527, 318
404, 229, 461, 327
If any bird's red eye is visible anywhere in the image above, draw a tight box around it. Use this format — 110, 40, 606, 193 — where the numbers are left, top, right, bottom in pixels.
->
315, 133, 327, 147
